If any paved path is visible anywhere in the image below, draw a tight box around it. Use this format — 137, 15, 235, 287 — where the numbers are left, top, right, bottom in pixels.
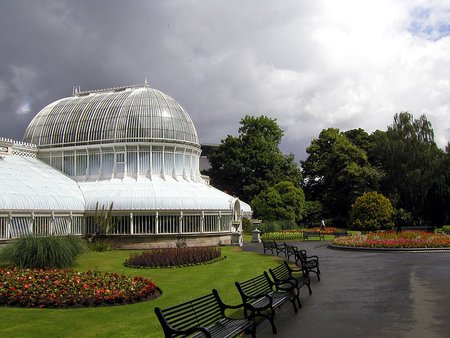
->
241, 241, 450, 338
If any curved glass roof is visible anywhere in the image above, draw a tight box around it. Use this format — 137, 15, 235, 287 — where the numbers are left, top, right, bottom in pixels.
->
23, 85, 199, 148
0, 155, 85, 212
80, 177, 236, 211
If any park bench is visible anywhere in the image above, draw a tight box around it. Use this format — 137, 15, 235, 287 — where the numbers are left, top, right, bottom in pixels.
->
235, 272, 298, 334
262, 240, 286, 256
154, 289, 256, 338
268, 261, 312, 307
303, 231, 325, 241
284, 242, 298, 261
294, 249, 321, 281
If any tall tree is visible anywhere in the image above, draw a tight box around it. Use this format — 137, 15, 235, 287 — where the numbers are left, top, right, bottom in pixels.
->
369, 112, 445, 224
206, 115, 302, 202
301, 128, 382, 225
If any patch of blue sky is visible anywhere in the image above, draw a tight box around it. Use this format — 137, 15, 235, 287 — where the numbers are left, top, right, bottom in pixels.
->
409, 6, 450, 41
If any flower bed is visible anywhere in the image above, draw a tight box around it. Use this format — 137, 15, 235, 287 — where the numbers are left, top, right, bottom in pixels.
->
333, 230, 450, 248
0, 268, 158, 308
280, 227, 337, 235
261, 227, 337, 241
124, 246, 222, 268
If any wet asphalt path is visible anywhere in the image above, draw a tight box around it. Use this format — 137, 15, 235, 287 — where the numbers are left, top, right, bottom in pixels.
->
241, 241, 450, 338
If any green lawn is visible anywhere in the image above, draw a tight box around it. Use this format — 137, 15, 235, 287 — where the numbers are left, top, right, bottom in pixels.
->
0, 246, 280, 338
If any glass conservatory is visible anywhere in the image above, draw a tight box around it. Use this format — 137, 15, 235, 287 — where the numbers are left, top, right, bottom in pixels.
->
0, 84, 250, 247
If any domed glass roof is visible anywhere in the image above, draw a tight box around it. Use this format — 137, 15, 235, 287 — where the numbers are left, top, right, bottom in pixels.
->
23, 85, 199, 148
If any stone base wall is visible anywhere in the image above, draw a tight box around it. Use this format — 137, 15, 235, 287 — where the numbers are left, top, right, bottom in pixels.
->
107, 233, 232, 249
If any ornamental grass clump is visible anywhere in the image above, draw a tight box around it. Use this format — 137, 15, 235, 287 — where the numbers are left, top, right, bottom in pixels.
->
0, 235, 87, 269
124, 246, 222, 268
0, 267, 158, 308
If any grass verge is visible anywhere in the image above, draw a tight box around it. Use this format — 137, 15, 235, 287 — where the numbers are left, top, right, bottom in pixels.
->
0, 246, 281, 338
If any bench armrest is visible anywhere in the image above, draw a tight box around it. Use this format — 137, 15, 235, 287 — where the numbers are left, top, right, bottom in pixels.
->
272, 279, 296, 292
306, 255, 319, 261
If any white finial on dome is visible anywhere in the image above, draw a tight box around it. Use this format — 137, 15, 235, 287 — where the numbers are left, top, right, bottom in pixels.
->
144, 78, 148, 86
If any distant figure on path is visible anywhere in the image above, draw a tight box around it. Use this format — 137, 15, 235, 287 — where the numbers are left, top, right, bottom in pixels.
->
321, 219, 326, 230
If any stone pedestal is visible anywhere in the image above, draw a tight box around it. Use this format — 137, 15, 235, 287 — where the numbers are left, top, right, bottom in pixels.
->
231, 232, 243, 246
252, 229, 261, 243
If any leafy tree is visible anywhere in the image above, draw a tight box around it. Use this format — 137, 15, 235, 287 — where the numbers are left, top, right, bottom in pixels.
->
423, 142, 450, 226
344, 128, 372, 153
301, 128, 382, 225
206, 115, 302, 202
301, 200, 324, 228
251, 181, 305, 224
369, 112, 446, 225
349, 191, 394, 231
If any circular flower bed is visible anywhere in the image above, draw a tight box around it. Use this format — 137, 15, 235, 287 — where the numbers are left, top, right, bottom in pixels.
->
333, 230, 450, 249
0, 268, 159, 308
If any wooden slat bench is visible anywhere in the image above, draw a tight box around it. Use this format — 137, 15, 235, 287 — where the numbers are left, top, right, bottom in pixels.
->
154, 289, 256, 338
262, 240, 286, 256
268, 261, 312, 308
235, 272, 298, 334
303, 231, 325, 241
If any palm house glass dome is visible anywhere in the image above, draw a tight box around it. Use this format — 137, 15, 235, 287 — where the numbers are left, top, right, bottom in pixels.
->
0, 83, 250, 248
23, 84, 202, 182
23, 84, 199, 148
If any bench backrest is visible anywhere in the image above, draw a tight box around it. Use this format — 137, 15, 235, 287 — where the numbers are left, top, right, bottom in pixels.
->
155, 290, 223, 336
305, 231, 321, 235
236, 273, 272, 299
269, 263, 291, 282
295, 249, 308, 263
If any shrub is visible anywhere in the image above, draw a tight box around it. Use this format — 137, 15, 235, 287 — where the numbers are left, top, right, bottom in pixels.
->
258, 219, 297, 234
0, 267, 158, 308
349, 192, 394, 231
393, 208, 414, 229
0, 235, 87, 269
124, 246, 222, 268
251, 181, 305, 224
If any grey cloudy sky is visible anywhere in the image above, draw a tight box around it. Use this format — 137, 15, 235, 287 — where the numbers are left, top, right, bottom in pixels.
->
1, 0, 449, 160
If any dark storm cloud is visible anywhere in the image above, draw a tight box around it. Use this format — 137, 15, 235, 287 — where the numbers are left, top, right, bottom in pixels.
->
0, 0, 449, 160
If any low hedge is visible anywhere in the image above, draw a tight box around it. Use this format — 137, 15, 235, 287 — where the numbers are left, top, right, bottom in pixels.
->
124, 246, 222, 268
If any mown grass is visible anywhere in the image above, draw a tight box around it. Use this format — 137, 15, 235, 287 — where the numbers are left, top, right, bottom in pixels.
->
0, 246, 281, 338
